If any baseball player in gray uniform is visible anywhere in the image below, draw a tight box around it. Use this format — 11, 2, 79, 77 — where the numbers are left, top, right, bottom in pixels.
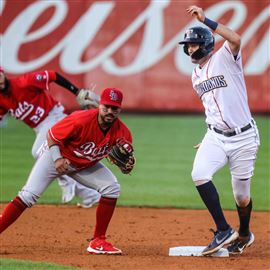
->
179, 6, 260, 256
0, 88, 135, 255
0, 69, 100, 207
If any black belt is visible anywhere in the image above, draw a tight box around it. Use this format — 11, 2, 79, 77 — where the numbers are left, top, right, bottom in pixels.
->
208, 123, 252, 137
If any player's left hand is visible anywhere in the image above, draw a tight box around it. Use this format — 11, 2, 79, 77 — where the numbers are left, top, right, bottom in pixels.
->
76, 89, 100, 109
186, 6, 205, 22
107, 138, 136, 174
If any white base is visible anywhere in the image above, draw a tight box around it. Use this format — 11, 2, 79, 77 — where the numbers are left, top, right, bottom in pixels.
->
169, 246, 229, 257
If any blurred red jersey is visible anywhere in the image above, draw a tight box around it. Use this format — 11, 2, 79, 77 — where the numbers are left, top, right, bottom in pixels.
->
0, 71, 58, 127
48, 109, 132, 169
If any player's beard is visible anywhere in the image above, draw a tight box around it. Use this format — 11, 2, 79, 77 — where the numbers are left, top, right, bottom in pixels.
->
99, 113, 117, 130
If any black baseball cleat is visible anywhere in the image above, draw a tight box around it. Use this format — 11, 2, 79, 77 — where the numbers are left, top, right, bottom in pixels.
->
202, 227, 239, 256
227, 232, 254, 255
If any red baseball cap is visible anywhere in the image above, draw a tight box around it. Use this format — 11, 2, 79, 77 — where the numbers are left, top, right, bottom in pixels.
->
100, 88, 123, 108
0, 67, 4, 72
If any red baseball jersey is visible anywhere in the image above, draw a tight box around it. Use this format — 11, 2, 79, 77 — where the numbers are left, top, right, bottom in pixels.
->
49, 109, 132, 169
0, 70, 58, 128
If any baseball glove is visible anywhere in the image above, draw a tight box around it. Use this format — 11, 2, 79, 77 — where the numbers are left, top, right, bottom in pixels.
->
107, 138, 135, 174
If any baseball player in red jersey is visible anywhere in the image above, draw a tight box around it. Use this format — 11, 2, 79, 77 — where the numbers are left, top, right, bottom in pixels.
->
179, 6, 260, 256
0, 87, 135, 255
0, 68, 100, 207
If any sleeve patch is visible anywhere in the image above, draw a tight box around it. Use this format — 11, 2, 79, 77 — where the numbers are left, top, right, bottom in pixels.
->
35, 74, 43, 81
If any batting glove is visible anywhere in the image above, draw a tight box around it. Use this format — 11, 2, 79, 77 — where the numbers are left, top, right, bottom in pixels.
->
76, 89, 100, 109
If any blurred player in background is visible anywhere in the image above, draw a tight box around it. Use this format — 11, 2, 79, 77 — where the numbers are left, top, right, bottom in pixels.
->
0, 88, 135, 255
0, 68, 100, 207
179, 6, 260, 255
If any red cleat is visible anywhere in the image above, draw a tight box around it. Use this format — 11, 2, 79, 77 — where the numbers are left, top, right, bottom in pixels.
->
87, 237, 122, 255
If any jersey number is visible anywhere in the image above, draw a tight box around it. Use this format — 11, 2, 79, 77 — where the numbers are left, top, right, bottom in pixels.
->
30, 106, 45, 124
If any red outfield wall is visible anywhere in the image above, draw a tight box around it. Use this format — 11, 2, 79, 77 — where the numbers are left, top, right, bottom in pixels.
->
1, 0, 269, 112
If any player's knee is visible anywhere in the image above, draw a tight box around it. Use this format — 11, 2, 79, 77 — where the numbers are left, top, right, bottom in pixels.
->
232, 177, 250, 207
18, 189, 40, 207
99, 182, 121, 198
191, 167, 212, 183
234, 192, 250, 207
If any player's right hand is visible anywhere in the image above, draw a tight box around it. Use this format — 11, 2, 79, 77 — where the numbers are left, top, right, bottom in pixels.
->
76, 89, 100, 109
186, 6, 205, 22
54, 158, 71, 174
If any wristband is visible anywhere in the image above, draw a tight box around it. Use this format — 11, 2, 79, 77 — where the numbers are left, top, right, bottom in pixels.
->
49, 144, 63, 162
204, 17, 218, 31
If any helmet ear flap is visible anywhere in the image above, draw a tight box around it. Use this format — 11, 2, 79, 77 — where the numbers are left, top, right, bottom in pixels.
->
191, 47, 205, 60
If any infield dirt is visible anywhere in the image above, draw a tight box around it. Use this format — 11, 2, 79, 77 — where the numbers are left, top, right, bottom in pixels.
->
0, 205, 269, 270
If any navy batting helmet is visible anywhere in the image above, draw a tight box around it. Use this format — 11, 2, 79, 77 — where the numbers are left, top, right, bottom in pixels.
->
179, 27, 215, 60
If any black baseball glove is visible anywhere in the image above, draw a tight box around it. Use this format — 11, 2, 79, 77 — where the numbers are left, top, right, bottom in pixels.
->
107, 138, 136, 174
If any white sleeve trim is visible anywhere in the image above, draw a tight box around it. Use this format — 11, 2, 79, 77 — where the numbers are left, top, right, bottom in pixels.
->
45, 70, 50, 91
49, 128, 62, 143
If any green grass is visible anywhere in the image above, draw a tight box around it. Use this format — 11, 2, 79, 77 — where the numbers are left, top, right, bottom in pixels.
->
0, 115, 269, 210
0, 258, 80, 270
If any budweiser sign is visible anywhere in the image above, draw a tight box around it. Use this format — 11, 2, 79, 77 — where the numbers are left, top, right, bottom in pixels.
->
1, 0, 269, 112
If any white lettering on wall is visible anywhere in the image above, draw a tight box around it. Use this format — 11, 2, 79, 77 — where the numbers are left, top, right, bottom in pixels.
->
0, 0, 6, 15
243, 6, 270, 74
1, 0, 269, 75
2, 0, 67, 72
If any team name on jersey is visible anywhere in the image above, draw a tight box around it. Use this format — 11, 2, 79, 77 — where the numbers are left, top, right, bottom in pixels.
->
9, 101, 34, 120
73, 142, 110, 161
195, 75, 227, 98
8, 101, 45, 124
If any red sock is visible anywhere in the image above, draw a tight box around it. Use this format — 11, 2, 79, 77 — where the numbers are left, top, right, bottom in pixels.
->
0, 196, 27, 233
93, 197, 117, 238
